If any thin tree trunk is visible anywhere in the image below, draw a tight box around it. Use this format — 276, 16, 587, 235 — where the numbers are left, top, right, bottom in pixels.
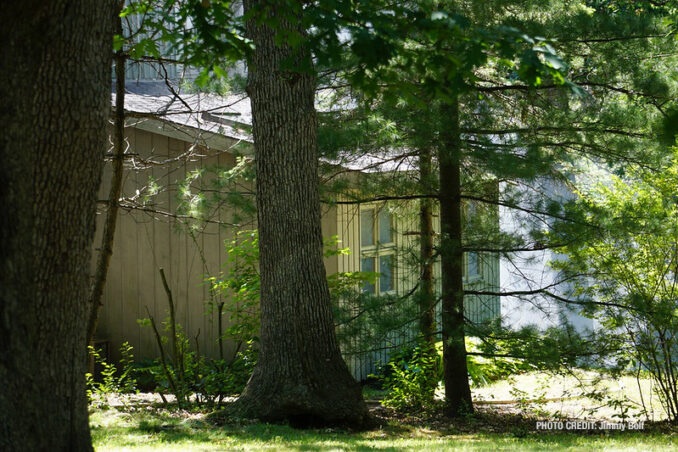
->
217, 301, 225, 360
87, 14, 126, 344
234, 0, 370, 428
0, 1, 116, 450
159, 268, 183, 382
438, 96, 474, 416
145, 307, 180, 403
419, 146, 437, 347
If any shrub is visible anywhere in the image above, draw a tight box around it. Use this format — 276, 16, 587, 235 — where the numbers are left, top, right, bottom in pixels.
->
139, 318, 257, 407
464, 337, 532, 387
208, 230, 260, 354
373, 340, 440, 413
555, 158, 678, 422
373, 336, 533, 413
86, 341, 137, 402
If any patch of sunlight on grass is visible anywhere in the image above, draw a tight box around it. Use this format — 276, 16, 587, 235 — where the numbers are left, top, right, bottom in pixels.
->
472, 371, 668, 421
91, 407, 678, 452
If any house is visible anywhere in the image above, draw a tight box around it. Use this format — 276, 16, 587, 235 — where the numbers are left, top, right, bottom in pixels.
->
95, 79, 501, 380
499, 177, 595, 334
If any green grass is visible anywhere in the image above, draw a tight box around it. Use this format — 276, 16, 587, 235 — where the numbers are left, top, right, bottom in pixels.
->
91, 370, 675, 451
91, 407, 678, 451
471, 371, 668, 421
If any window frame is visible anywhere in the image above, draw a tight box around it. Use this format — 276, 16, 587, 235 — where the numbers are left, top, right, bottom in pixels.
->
464, 250, 482, 282
359, 205, 396, 295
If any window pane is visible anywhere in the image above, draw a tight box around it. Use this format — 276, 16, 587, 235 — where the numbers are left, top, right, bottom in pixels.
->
467, 252, 479, 277
360, 209, 374, 247
361, 257, 375, 293
378, 209, 392, 244
379, 254, 394, 293
466, 202, 476, 227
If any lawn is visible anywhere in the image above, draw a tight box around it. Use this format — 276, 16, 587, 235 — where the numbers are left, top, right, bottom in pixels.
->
91, 406, 677, 451
91, 371, 677, 451
471, 371, 668, 421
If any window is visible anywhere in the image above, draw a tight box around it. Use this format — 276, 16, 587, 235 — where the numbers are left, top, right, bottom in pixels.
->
360, 207, 395, 294
466, 251, 480, 279
465, 201, 481, 280
360, 211, 374, 247
379, 254, 394, 292
361, 256, 376, 293
378, 209, 392, 243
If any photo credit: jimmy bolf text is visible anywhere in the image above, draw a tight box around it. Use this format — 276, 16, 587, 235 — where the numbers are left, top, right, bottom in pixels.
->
535, 421, 645, 431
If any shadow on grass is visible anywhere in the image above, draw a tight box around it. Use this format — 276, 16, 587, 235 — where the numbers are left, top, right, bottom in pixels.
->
93, 414, 405, 451
90, 406, 678, 452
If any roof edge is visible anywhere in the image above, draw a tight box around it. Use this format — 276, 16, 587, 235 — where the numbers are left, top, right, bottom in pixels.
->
125, 116, 253, 155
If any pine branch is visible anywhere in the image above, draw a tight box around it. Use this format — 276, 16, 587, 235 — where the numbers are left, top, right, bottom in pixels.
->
465, 288, 640, 312
104, 200, 240, 226
471, 81, 666, 100
461, 194, 591, 226
461, 126, 649, 138
463, 242, 570, 253
324, 194, 437, 205
558, 34, 667, 44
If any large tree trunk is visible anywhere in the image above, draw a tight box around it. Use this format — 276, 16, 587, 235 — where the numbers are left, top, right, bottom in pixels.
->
236, 0, 370, 428
0, 1, 116, 450
438, 97, 474, 416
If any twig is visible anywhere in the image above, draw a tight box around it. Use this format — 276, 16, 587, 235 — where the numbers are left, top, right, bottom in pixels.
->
145, 306, 179, 405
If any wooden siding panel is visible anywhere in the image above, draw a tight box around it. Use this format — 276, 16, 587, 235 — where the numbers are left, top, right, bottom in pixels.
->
135, 129, 158, 359
147, 134, 172, 358
121, 129, 141, 356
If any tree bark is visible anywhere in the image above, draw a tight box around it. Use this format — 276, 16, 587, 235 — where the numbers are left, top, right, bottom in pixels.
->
438, 96, 474, 416
235, 0, 370, 428
0, 1, 116, 450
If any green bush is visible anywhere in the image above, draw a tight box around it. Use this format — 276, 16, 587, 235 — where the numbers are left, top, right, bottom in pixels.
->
464, 337, 532, 387
131, 358, 160, 392
136, 325, 257, 407
373, 340, 440, 413
208, 230, 260, 349
372, 336, 532, 413
86, 341, 137, 402
192, 341, 258, 403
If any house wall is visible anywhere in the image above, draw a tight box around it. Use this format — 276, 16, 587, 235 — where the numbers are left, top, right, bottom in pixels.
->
97, 127, 233, 363
335, 199, 501, 381
96, 126, 341, 365
97, 127, 500, 381
499, 178, 594, 333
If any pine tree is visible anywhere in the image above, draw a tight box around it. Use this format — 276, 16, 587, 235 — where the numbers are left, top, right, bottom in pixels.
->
318, 0, 676, 415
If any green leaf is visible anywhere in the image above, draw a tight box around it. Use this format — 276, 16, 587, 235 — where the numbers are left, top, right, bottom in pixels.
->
113, 34, 125, 52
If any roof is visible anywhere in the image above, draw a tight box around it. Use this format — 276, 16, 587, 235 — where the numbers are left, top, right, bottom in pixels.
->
326, 150, 419, 173
112, 81, 253, 151
113, 80, 416, 173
